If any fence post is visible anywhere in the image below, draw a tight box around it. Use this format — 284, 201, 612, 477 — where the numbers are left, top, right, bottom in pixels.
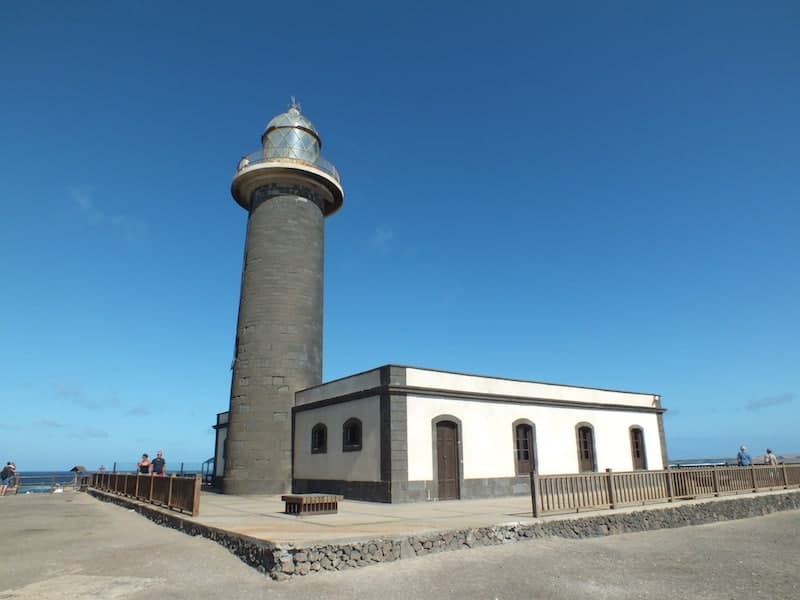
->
135, 473, 140, 498
113, 462, 117, 474
529, 469, 540, 518
149, 475, 154, 502
167, 475, 175, 509
606, 469, 616, 509
750, 465, 757, 492
712, 467, 720, 497
191, 474, 201, 516
781, 464, 788, 489
665, 466, 674, 502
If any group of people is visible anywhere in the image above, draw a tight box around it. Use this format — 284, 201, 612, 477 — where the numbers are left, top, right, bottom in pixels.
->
136, 450, 167, 476
736, 445, 779, 466
0, 462, 16, 495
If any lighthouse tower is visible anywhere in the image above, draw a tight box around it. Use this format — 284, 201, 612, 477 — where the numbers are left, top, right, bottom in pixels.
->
225, 101, 343, 495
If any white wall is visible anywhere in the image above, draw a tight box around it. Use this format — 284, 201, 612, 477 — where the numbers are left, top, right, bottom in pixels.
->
214, 426, 228, 477
293, 396, 381, 481
214, 412, 229, 477
295, 368, 381, 406
406, 368, 659, 409
406, 395, 663, 481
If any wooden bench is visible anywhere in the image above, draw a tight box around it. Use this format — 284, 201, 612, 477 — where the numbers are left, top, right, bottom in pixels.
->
281, 493, 343, 516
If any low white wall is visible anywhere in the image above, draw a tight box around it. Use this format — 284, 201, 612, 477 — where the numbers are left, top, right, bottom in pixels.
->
293, 396, 381, 481
406, 395, 663, 481
405, 368, 659, 409
295, 368, 381, 406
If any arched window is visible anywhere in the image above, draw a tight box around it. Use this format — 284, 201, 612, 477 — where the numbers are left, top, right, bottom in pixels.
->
513, 421, 537, 474
630, 426, 647, 470
342, 418, 362, 452
576, 424, 597, 472
311, 423, 327, 454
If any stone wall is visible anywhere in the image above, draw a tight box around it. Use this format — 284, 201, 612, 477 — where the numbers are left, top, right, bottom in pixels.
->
88, 489, 800, 581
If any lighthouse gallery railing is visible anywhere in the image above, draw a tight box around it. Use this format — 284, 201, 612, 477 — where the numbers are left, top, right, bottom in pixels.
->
236, 149, 340, 183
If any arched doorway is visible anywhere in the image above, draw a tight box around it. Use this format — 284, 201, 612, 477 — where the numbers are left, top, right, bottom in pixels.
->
435, 420, 460, 500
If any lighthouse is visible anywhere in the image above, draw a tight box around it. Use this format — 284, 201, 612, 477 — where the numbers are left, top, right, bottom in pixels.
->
224, 101, 343, 495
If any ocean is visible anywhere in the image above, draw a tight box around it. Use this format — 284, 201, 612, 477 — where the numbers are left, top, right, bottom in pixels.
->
13, 471, 78, 494
12, 464, 208, 494
668, 457, 732, 467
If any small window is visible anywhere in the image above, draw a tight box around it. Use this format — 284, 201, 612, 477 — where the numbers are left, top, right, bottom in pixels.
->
576, 424, 596, 472
342, 418, 362, 452
630, 427, 646, 470
311, 423, 327, 454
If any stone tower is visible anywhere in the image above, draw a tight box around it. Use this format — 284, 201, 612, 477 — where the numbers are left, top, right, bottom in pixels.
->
224, 102, 343, 495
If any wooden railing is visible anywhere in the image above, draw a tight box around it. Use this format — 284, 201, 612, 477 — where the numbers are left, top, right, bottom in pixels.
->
530, 464, 800, 517
90, 472, 201, 516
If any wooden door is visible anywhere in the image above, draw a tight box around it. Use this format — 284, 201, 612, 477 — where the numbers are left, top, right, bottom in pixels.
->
436, 421, 459, 500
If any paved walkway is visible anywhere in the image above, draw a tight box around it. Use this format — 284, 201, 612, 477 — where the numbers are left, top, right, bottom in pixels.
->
178, 488, 791, 544
184, 492, 540, 543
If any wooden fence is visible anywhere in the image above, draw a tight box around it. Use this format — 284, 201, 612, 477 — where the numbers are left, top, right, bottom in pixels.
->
530, 464, 800, 517
90, 472, 201, 516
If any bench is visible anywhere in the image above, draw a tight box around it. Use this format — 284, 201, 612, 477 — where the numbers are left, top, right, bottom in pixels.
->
281, 493, 343, 516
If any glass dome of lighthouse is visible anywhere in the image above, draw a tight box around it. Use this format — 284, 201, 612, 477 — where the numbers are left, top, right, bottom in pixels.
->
261, 99, 321, 164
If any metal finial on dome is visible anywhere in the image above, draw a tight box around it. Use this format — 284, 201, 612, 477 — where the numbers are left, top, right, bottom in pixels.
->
289, 96, 301, 113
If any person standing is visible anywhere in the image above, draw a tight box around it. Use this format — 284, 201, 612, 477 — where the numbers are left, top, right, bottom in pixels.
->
764, 449, 779, 465
0, 462, 13, 496
737, 445, 752, 466
150, 450, 167, 477
137, 453, 151, 474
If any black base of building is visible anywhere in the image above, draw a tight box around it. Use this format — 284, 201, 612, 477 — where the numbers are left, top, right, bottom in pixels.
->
293, 479, 391, 503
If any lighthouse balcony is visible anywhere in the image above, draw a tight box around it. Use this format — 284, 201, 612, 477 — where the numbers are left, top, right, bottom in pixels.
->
235, 149, 341, 184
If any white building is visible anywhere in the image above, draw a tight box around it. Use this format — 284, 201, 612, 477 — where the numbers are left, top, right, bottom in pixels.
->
215, 364, 666, 503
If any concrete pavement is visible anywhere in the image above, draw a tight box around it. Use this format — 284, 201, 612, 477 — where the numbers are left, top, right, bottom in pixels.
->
164, 487, 795, 545
1, 491, 798, 599
184, 490, 541, 543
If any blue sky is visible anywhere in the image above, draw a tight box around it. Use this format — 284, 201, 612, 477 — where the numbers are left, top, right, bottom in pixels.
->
2, 1, 798, 470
